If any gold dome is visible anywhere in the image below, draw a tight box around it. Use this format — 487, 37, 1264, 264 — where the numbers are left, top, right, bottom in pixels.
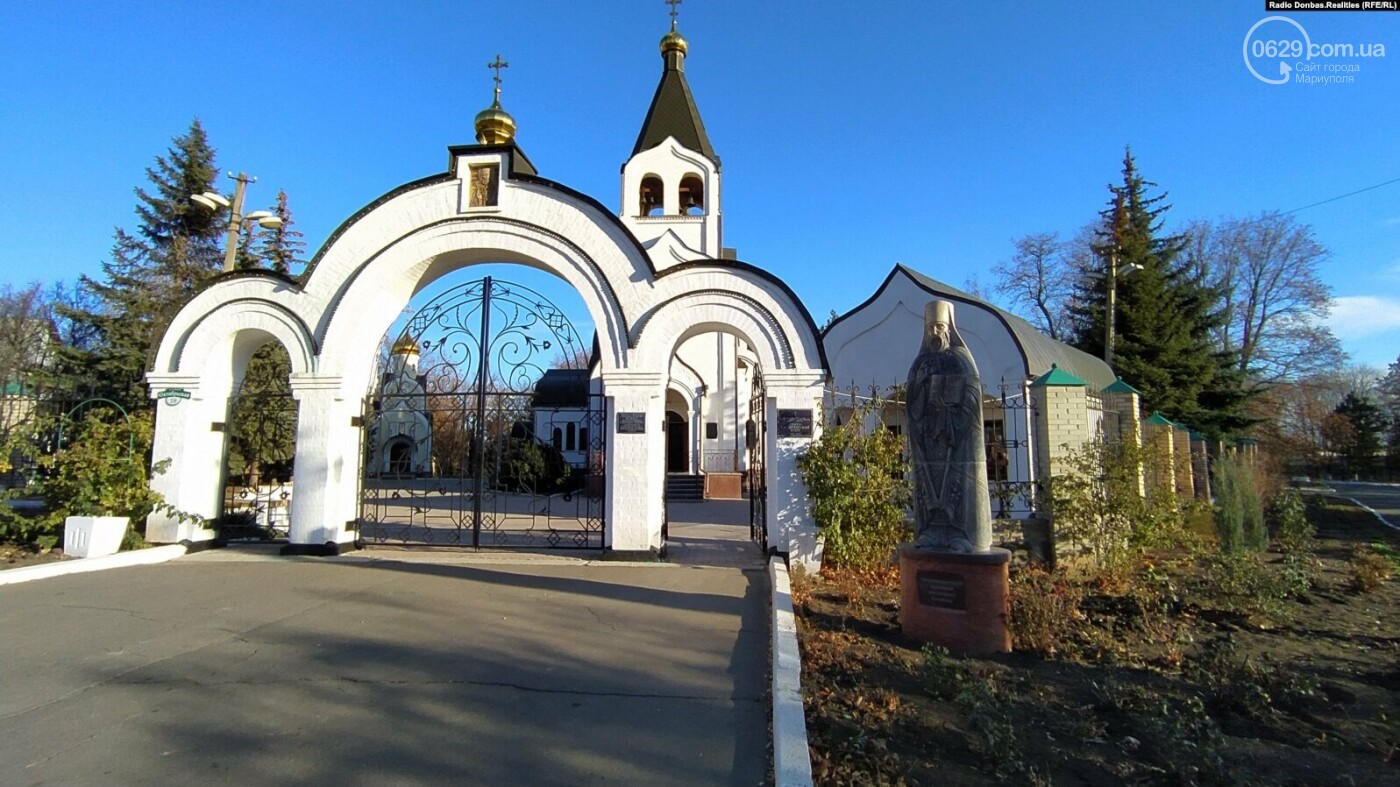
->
660, 28, 688, 57
391, 335, 420, 356
474, 102, 516, 145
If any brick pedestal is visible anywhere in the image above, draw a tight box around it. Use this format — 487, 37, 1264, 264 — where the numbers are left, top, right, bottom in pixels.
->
899, 545, 1011, 654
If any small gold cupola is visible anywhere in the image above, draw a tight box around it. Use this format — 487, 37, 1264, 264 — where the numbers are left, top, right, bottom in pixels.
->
390, 334, 420, 356
474, 54, 517, 145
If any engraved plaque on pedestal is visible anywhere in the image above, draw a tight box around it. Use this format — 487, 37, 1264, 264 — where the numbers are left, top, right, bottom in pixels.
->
916, 570, 967, 610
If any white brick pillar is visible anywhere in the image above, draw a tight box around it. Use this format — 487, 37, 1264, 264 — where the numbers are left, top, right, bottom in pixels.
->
286, 374, 357, 554
1029, 368, 1088, 486
1172, 426, 1194, 499
766, 370, 826, 569
1141, 412, 1177, 495
1103, 383, 1144, 494
145, 374, 220, 544
600, 370, 666, 554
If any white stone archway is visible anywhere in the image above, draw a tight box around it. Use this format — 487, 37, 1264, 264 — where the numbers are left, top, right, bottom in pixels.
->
148, 143, 827, 563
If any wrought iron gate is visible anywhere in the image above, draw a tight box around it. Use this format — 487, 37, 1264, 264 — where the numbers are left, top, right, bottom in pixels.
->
358, 277, 605, 549
747, 368, 767, 551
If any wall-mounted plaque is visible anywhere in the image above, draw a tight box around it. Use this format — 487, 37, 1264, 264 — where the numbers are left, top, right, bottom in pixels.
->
616, 412, 646, 434
776, 408, 814, 438
916, 571, 966, 610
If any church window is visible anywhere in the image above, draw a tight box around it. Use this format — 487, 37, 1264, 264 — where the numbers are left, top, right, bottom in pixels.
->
566, 422, 577, 451
706, 422, 718, 439
468, 163, 500, 207
639, 175, 664, 216
552, 427, 563, 451
579, 427, 589, 451
678, 174, 704, 215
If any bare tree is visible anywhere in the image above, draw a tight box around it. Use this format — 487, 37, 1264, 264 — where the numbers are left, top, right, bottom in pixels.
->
1185, 212, 1342, 386
1253, 364, 1380, 473
992, 232, 1073, 340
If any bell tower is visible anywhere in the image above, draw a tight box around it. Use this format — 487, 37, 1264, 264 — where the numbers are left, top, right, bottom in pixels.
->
620, 1, 722, 267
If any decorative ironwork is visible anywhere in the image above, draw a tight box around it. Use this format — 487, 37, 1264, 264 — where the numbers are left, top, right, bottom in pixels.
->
358, 276, 604, 549
748, 367, 767, 551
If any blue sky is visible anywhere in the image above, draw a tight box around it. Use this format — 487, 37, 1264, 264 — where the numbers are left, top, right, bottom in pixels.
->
1, 1, 1397, 369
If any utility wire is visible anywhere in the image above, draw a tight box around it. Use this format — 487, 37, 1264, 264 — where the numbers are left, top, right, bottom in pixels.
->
1284, 176, 1400, 214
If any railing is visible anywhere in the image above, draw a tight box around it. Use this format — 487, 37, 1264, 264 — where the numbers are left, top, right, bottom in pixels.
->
703, 449, 737, 472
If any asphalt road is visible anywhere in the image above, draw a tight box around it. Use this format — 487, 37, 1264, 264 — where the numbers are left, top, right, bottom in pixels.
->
0, 551, 768, 785
1326, 481, 1400, 530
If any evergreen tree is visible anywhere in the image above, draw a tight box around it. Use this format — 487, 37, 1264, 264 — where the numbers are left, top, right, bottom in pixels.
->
1068, 149, 1248, 438
54, 120, 224, 409
250, 189, 306, 276
1333, 391, 1388, 478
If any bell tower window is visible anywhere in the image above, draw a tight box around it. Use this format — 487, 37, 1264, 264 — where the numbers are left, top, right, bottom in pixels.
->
639, 175, 664, 216
679, 174, 704, 215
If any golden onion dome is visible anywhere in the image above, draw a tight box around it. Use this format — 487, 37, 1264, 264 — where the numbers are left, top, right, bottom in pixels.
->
474, 101, 516, 145
391, 335, 420, 356
660, 28, 688, 57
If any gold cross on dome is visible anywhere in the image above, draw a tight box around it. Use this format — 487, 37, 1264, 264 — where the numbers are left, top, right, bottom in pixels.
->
666, 0, 682, 28
487, 54, 509, 101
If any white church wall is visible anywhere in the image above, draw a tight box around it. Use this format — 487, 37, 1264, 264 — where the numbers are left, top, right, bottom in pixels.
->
824, 273, 1028, 397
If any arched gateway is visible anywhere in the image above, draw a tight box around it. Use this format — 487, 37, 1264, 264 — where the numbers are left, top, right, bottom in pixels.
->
145, 25, 827, 565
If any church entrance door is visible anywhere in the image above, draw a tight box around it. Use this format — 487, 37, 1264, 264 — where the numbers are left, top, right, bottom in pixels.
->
665, 411, 688, 474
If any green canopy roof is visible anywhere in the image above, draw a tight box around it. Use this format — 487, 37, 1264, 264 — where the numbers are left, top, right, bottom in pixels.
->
1103, 377, 1141, 395
1029, 363, 1087, 388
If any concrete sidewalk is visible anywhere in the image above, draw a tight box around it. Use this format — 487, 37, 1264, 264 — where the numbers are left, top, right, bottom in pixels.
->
0, 554, 768, 785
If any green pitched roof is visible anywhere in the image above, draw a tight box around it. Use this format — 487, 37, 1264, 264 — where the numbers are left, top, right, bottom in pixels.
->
1029, 363, 1087, 388
632, 43, 718, 165
1143, 411, 1174, 427
1103, 377, 1141, 395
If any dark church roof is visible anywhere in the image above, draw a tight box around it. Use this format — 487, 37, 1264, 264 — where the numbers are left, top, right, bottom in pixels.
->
532, 369, 591, 408
631, 37, 718, 166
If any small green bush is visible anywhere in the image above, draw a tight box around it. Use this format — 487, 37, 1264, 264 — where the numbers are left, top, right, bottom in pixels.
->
1268, 488, 1313, 554
1212, 454, 1266, 554
1047, 439, 1185, 570
797, 394, 911, 570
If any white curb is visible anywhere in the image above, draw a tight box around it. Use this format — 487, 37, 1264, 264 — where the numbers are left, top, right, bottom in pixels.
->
1334, 495, 1400, 532
0, 543, 189, 586
769, 555, 815, 787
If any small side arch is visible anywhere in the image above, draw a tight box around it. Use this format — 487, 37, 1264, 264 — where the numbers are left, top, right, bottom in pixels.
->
632, 290, 799, 373
156, 297, 317, 381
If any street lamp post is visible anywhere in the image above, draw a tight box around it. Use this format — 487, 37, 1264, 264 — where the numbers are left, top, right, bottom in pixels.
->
192, 172, 282, 273
1103, 247, 1142, 368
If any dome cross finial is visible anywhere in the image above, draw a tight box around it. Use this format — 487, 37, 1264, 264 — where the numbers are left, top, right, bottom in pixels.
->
487, 53, 510, 107
474, 53, 517, 144
666, 0, 682, 30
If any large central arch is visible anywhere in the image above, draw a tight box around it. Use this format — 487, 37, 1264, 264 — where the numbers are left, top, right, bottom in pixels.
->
146, 143, 827, 565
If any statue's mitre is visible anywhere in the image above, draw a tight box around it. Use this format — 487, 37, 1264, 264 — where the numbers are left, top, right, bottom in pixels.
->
925, 299, 954, 326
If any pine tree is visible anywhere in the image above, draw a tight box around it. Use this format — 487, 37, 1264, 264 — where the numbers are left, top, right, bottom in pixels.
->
1068, 149, 1248, 438
1334, 391, 1388, 478
250, 189, 307, 276
54, 120, 224, 410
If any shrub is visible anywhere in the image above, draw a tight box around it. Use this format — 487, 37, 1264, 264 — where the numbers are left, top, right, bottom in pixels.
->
1047, 439, 1185, 571
1008, 566, 1084, 656
1268, 488, 1313, 554
1212, 454, 1266, 554
797, 394, 911, 571
1348, 546, 1393, 593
